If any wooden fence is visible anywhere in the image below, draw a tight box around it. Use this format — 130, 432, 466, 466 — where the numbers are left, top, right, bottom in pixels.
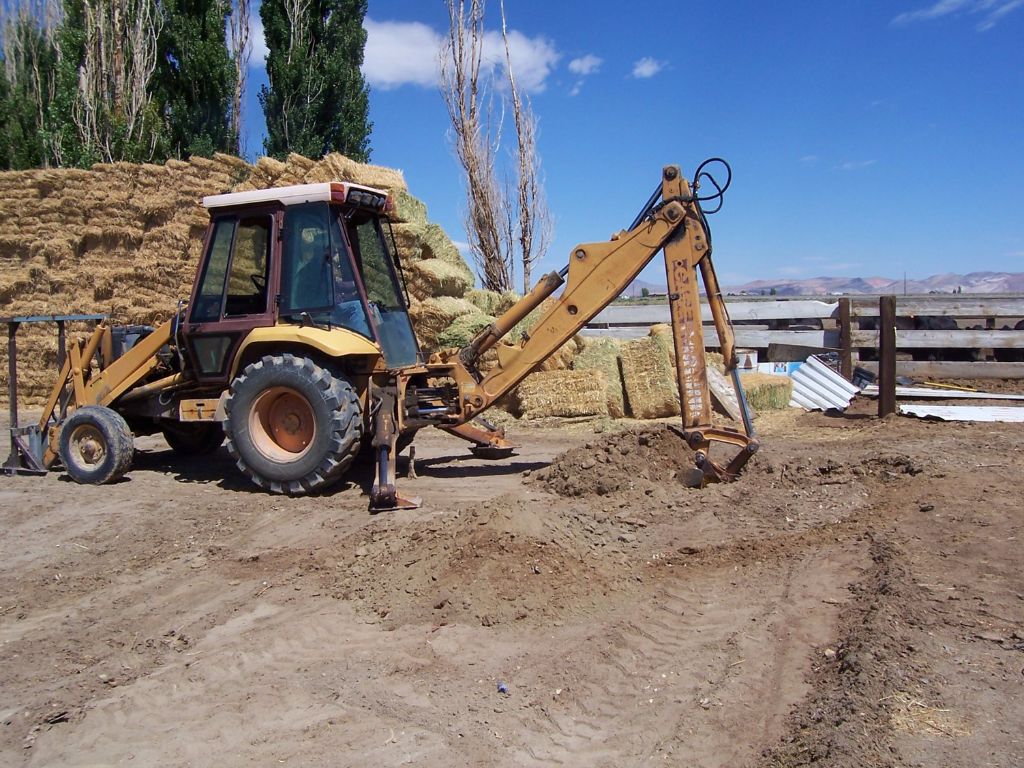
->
583, 295, 1024, 379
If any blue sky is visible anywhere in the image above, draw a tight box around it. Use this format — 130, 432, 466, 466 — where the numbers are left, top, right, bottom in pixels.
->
242, 0, 1024, 287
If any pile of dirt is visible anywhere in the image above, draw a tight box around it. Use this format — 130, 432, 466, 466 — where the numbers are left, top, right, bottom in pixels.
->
327, 493, 637, 629
534, 424, 697, 497
0, 152, 482, 405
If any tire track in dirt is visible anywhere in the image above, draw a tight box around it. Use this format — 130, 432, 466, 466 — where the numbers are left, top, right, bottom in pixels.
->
501, 543, 864, 767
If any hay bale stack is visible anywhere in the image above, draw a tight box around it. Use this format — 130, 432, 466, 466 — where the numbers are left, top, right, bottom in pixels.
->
537, 337, 583, 372
510, 370, 608, 419
572, 338, 626, 418
408, 297, 482, 349
739, 373, 792, 411
619, 334, 680, 419
437, 312, 494, 349
466, 288, 519, 316
406, 258, 474, 300
0, 151, 477, 405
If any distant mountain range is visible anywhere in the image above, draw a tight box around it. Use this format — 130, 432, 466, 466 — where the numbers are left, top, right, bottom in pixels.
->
625, 272, 1024, 297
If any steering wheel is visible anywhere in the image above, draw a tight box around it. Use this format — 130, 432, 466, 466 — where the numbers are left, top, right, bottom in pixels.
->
250, 273, 267, 292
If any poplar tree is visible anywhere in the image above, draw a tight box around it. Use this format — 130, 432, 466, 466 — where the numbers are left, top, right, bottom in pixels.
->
259, 0, 371, 161
157, 0, 235, 158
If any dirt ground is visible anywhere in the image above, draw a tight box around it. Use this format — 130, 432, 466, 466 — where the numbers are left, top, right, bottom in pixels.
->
1, 404, 1022, 767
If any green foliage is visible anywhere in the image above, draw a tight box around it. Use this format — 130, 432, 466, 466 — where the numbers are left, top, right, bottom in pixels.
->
156, 0, 235, 158
640, 286, 650, 298
259, 0, 371, 161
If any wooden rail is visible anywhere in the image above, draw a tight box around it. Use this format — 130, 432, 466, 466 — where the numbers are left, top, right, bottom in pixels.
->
584, 295, 1024, 379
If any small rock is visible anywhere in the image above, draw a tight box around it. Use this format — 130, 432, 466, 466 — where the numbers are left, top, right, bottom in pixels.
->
823, 648, 837, 660
354, 546, 368, 558
918, 503, 935, 513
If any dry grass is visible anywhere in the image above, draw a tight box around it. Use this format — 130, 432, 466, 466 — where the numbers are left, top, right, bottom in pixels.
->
887, 692, 970, 738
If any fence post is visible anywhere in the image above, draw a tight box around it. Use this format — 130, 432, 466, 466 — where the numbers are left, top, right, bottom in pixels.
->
838, 297, 852, 380
878, 295, 897, 417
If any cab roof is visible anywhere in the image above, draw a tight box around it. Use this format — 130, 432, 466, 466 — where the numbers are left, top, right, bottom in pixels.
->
202, 181, 389, 210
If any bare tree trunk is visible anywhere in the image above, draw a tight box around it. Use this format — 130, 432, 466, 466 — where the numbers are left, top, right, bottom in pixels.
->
228, 0, 251, 155
439, 0, 513, 292
74, 0, 162, 162
499, 0, 550, 294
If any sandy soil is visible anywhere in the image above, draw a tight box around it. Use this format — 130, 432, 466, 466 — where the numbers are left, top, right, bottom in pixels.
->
1, 406, 1022, 767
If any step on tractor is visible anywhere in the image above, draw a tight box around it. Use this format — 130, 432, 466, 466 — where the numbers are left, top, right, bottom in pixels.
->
4, 161, 758, 510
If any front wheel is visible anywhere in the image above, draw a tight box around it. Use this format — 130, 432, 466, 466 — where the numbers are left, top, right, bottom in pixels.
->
223, 354, 362, 495
58, 405, 135, 484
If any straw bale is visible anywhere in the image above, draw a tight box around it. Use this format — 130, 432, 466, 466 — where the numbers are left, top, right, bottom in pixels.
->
739, 372, 792, 411
388, 187, 427, 226
537, 338, 581, 372
510, 369, 608, 419
573, 338, 626, 418
389, 223, 425, 262
421, 222, 464, 266
436, 312, 494, 349
619, 334, 680, 419
409, 296, 480, 350
466, 288, 519, 316
406, 258, 474, 301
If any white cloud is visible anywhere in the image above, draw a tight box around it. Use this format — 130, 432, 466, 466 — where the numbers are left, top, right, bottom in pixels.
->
838, 159, 878, 171
631, 57, 665, 79
799, 154, 820, 164
568, 54, 602, 76
451, 240, 472, 256
480, 29, 560, 93
891, 0, 1024, 31
361, 17, 559, 93
362, 19, 443, 90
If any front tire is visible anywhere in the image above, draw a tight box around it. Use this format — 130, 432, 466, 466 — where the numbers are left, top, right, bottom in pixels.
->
223, 354, 362, 495
58, 405, 135, 484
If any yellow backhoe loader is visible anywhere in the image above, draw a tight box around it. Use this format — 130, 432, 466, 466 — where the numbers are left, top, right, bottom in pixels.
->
4, 162, 758, 510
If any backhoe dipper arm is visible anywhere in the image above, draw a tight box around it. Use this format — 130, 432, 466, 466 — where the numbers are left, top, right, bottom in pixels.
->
450, 167, 694, 416
436, 164, 757, 482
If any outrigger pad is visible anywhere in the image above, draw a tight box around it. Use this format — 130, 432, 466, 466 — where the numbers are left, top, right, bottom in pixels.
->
369, 485, 421, 513
469, 445, 516, 461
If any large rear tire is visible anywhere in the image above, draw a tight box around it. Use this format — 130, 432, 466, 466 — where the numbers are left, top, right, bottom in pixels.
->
58, 405, 135, 484
162, 422, 225, 455
223, 354, 362, 495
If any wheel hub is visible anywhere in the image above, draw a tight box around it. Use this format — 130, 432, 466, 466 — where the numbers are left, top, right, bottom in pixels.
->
250, 387, 317, 461
70, 425, 106, 467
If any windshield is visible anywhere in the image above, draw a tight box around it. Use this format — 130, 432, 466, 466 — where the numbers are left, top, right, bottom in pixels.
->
280, 202, 372, 338
346, 212, 420, 368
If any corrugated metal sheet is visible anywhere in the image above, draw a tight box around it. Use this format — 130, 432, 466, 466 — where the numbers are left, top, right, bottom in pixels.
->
862, 385, 1024, 401
789, 355, 860, 412
899, 405, 1024, 422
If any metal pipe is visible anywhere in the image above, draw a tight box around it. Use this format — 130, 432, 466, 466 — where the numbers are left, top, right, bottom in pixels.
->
6, 322, 19, 469
460, 271, 564, 366
730, 367, 756, 438
116, 372, 189, 402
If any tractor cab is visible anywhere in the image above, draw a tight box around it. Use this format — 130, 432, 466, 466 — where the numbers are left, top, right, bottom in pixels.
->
187, 182, 420, 380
